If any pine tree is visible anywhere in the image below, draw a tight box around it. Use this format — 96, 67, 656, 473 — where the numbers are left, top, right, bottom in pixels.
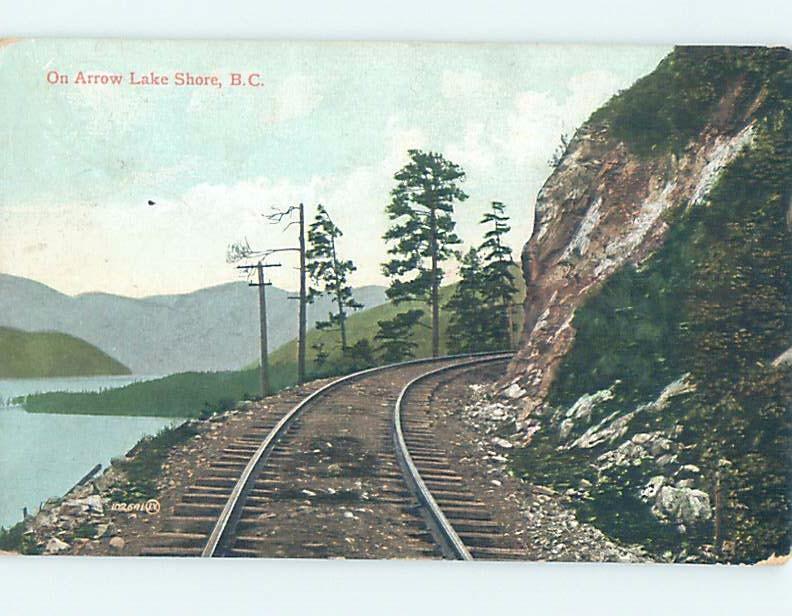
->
479, 201, 518, 349
374, 309, 423, 363
379, 150, 468, 358
311, 341, 329, 372
306, 204, 362, 350
445, 248, 488, 353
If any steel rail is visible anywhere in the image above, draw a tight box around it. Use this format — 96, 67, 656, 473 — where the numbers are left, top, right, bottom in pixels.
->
201, 350, 510, 557
392, 353, 514, 560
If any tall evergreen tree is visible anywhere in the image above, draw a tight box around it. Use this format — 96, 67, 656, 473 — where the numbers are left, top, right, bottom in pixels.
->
374, 309, 423, 363
479, 201, 518, 349
306, 204, 362, 349
379, 150, 468, 358
445, 248, 488, 353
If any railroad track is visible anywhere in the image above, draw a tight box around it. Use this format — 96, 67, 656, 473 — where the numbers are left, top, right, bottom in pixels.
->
143, 352, 524, 560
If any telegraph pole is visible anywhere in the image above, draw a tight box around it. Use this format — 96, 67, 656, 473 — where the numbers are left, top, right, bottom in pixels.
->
266, 202, 308, 385
237, 260, 281, 397
297, 203, 307, 384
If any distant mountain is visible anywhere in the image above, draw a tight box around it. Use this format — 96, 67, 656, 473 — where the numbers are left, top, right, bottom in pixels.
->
0, 274, 387, 374
0, 326, 130, 378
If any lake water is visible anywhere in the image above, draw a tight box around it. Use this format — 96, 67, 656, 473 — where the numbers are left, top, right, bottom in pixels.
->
0, 375, 179, 529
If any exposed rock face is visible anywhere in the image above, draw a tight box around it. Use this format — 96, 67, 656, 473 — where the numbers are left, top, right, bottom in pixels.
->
506, 112, 757, 420
499, 47, 790, 563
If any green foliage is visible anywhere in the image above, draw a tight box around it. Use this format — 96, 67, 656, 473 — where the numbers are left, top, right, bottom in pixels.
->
73, 521, 98, 539
682, 368, 791, 562
548, 132, 571, 168
0, 326, 130, 378
591, 46, 792, 156
22, 364, 296, 417
311, 341, 330, 370
306, 204, 363, 349
374, 309, 424, 363
0, 521, 26, 553
380, 149, 468, 357
109, 421, 200, 503
578, 461, 689, 553
311, 338, 377, 378
446, 249, 489, 354
437, 201, 519, 355
548, 79, 792, 562
478, 201, 518, 348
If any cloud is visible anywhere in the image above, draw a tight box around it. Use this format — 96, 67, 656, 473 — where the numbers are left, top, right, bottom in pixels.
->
0, 117, 429, 296
441, 70, 496, 100
444, 122, 496, 176
262, 73, 324, 124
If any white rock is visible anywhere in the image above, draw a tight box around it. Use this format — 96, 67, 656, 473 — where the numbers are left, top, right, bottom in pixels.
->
596, 441, 648, 471
631, 432, 654, 445
491, 437, 513, 449
559, 418, 575, 441
565, 387, 614, 421
568, 410, 637, 450
653, 374, 696, 410
674, 464, 701, 478
505, 383, 527, 400
343, 511, 355, 519
653, 486, 712, 526
45, 537, 70, 554
640, 476, 665, 502
109, 536, 125, 550
82, 495, 104, 514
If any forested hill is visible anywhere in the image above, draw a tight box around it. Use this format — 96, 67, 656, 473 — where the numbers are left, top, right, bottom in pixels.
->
0, 327, 130, 378
506, 47, 791, 564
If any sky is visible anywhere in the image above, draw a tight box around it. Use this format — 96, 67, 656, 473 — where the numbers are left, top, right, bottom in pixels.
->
0, 40, 669, 296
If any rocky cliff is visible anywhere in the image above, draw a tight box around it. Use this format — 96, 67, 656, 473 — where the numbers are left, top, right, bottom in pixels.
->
507, 48, 777, 412
499, 47, 791, 563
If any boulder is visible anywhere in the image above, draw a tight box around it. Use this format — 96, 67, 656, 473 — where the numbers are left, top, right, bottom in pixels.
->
82, 495, 104, 514
505, 383, 527, 400
647, 436, 675, 458
640, 476, 666, 502
653, 486, 712, 526
568, 410, 637, 450
559, 418, 575, 441
491, 437, 513, 449
44, 537, 70, 554
596, 440, 649, 471
108, 536, 125, 551
565, 388, 615, 422
652, 374, 696, 410
655, 454, 678, 468
674, 464, 702, 479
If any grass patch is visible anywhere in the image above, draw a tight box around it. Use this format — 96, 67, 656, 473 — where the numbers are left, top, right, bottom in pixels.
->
109, 421, 200, 502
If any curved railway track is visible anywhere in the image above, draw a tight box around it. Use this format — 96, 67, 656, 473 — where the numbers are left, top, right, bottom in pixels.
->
143, 352, 524, 560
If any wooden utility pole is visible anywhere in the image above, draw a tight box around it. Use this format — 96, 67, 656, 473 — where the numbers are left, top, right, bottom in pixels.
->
429, 207, 440, 358
237, 260, 281, 397
298, 203, 307, 384
268, 203, 308, 385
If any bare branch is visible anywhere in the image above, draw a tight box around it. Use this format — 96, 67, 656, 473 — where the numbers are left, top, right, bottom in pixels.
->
227, 239, 256, 263
264, 205, 300, 224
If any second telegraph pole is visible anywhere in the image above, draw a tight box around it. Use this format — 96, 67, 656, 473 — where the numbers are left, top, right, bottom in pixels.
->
238, 260, 281, 397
